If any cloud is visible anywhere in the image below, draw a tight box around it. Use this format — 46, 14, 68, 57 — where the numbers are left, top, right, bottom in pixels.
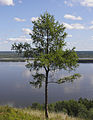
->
63, 23, 73, 29
91, 21, 93, 24
3, 41, 8, 44
31, 17, 38, 22
80, 0, 93, 7
8, 36, 31, 42
91, 36, 93, 40
89, 21, 93, 29
18, 0, 22, 4
0, 41, 8, 44
63, 22, 85, 30
64, 0, 93, 7
64, 14, 82, 20
67, 34, 72, 38
89, 25, 93, 29
14, 17, 26, 22
64, 0, 73, 7
0, 0, 14, 6
22, 28, 32, 35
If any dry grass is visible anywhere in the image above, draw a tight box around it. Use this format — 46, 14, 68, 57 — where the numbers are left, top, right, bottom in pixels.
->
0, 106, 85, 120
22, 109, 85, 120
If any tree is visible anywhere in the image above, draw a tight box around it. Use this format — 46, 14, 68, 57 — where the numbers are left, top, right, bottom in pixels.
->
12, 12, 81, 119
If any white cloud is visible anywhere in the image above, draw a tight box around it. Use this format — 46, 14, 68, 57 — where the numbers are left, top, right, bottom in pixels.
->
89, 25, 93, 29
64, 0, 73, 7
22, 28, 32, 35
18, 0, 22, 3
14, 17, 26, 22
64, 14, 82, 20
81, 0, 93, 7
31, 17, 38, 22
71, 23, 85, 29
3, 41, 8, 44
64, 0, 67, 4
63, 22, 73, 29
0, 41, 8, 44
63, 22, 85, 30
65, 0, 93, 7
0, 0, 14, 6
91, 21, 93, 24
8, 36, 31, 42
67, 34, 72, 38
91, 36, 93, 40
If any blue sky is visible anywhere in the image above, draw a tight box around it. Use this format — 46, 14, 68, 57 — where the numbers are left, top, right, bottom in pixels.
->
0, 0, 93, 51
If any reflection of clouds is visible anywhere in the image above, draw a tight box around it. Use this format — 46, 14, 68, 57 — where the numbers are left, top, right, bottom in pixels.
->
22, 66, 84, 94
8, 62, 26, 67
49, 70, 69, 81
89, 75, 93, 85
76, 74, 84, 82
23, 68, 45, 79
90, 64, 93, 68
49, 68, 83, 83
30, 84, 45, 93
15, 84, 25, 89
15, 79, 44, 93
22, 69, 45, 93
23, 70, 31, 78
63, 74, 84, 94
0, 62, 26, 69
64, 84, 80, 94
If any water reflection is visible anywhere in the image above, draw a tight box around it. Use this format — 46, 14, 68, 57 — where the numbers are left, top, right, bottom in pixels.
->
0, 62, 93, 107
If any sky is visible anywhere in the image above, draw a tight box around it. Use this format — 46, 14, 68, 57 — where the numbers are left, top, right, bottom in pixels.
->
0, 0, 93, 51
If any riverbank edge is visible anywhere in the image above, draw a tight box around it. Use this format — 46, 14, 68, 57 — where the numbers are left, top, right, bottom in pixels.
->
0, 58, 93, 63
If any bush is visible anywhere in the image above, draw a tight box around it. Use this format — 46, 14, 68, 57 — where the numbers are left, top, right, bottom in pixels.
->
31, 103, 44, 110
78, 104, 88, 119
30, 98, 93, 119
88, 108, 93, 120
48, 103, 55, 112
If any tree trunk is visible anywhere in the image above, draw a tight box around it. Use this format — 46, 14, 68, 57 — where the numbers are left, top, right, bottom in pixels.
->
45, 70, 48, 119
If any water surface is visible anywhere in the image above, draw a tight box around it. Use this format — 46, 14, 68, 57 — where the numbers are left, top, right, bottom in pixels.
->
0, 62, 93, 107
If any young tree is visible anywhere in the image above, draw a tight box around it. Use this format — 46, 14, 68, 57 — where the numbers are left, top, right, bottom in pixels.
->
12, 12, 81, 119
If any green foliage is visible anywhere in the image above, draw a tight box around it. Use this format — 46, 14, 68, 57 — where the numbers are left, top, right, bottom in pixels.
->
54, 100, 80, 116
58, 73, 81, 84
78, 104, 88, 119
30, 73, 45, 88
88, 108, 93, 120
31, 103, 44, 110
48, 104, 55, 112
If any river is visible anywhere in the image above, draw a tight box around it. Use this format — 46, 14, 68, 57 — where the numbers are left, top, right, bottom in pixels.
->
0, 62, 93, 107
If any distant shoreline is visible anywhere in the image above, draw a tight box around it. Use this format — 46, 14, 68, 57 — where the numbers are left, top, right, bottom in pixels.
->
0, 58, 93, 63
0, 58, 26, 62
78, 58, 93, 63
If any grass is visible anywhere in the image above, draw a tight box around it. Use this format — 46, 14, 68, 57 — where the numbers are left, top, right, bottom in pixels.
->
0, 106, 85, 120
